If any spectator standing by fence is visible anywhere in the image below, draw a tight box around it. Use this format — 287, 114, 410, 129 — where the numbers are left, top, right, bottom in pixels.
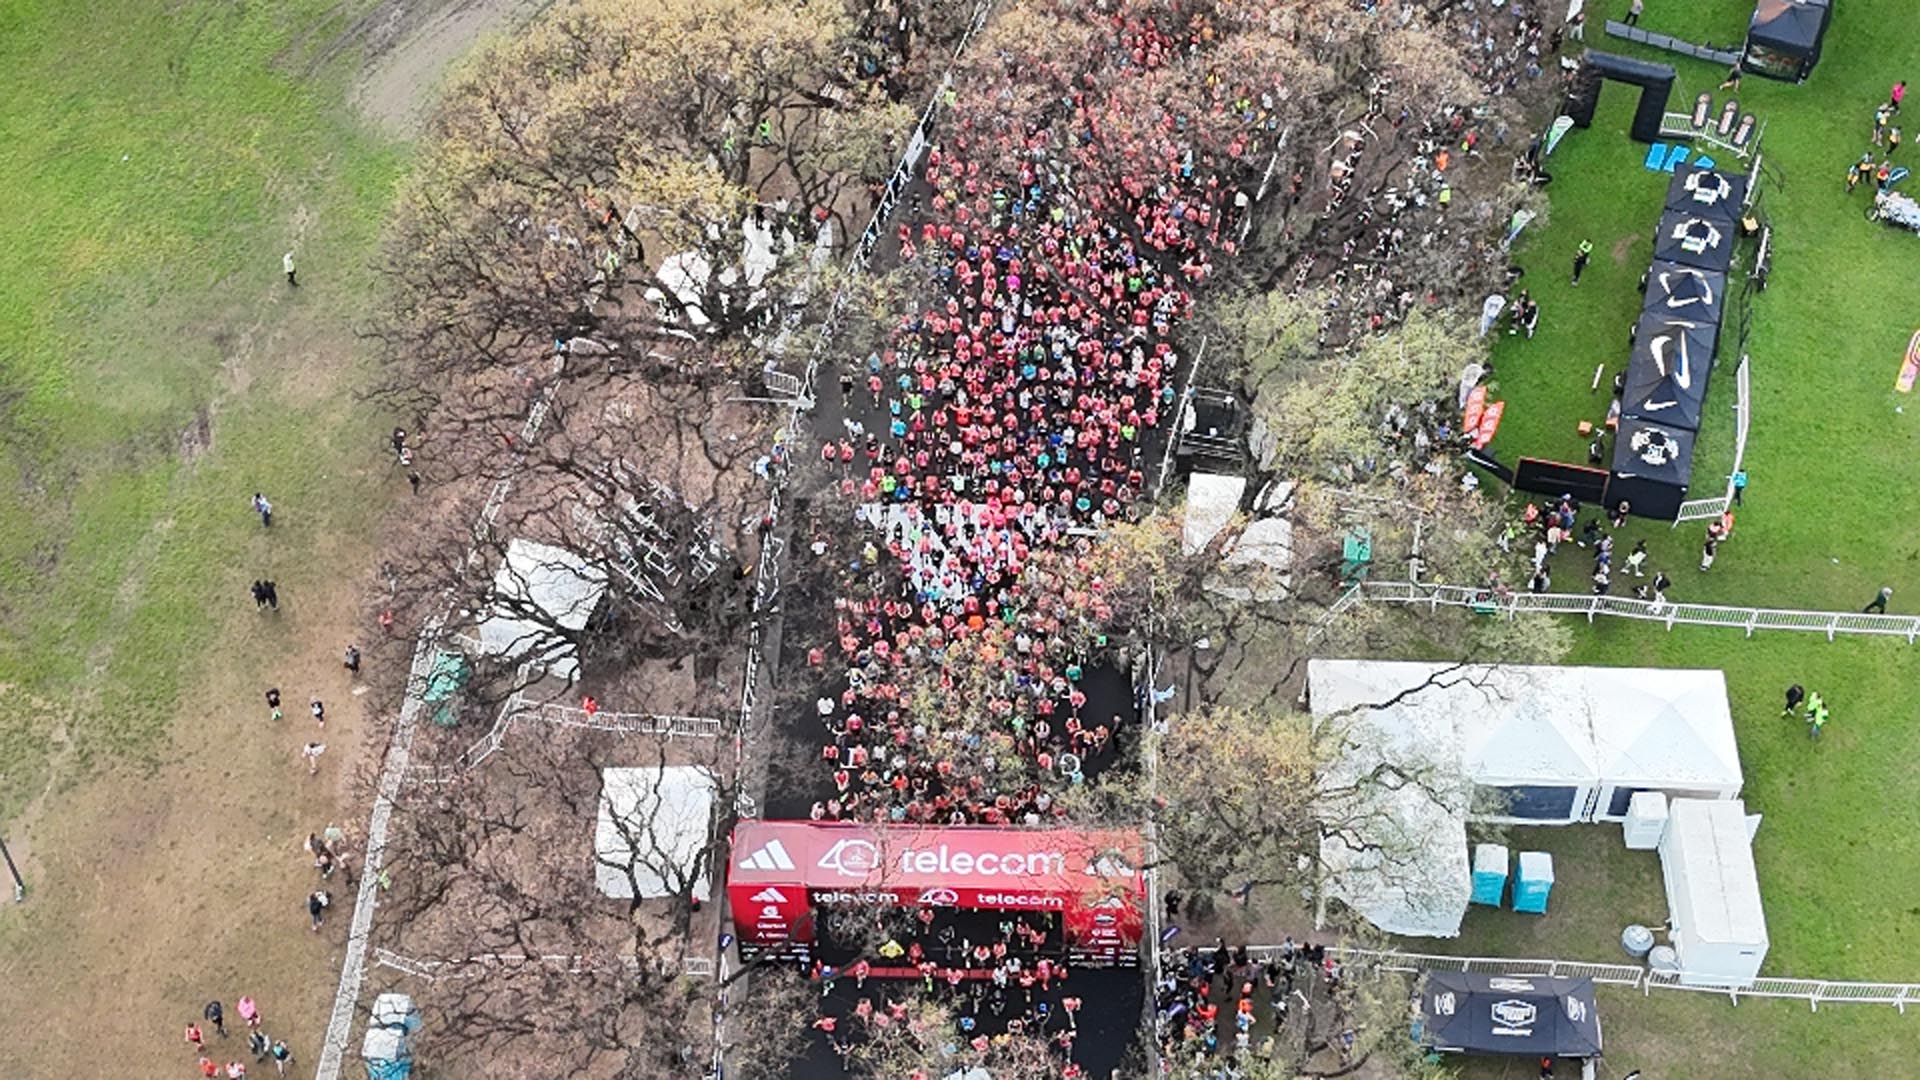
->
1625, 0, 1644, 27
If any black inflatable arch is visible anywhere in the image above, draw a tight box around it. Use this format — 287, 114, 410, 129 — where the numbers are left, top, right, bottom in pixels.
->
1564, 51, 1677, 143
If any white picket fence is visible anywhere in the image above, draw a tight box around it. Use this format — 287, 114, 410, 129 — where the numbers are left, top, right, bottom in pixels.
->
1348, 579, 1920, 643
1240, 946, 1920, 1013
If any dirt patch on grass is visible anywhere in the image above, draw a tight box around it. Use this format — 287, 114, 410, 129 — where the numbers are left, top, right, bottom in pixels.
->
340, 0, 551, 136
1610, 234, 1638, 264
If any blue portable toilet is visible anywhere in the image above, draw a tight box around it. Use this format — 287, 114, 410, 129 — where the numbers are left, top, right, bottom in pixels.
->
1470, 843, 1509, 906
1513, 851, 1555, 914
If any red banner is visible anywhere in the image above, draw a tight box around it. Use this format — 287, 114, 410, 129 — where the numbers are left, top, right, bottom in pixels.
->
1463, 385, 1488, 432
1471, 400, 1506, 449
727, 821, 1144, 954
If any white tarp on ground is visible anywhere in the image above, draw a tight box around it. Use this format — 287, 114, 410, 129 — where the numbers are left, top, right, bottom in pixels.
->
1183, 472, 1246, 554
474, 539, 608, 682
595, 766, 718, 901
1306, 660, 1740, 826
1659, 798, 1768, 986
1313, 662, 1473, 938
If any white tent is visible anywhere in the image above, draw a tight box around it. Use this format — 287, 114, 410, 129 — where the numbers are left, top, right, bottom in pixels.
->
1206, 516, 1295, 602
1590, 669, 1742, 819
1314, 666, 1472, 937
474, 539, 608, 682
1182, 472, 1246, 554
1452, 667, 1603, 824
1306, 660, 1740, 826
595, 765, 718, 901
1659, 799, 1768, 986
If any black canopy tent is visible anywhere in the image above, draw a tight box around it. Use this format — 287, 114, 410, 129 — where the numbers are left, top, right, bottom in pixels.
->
1623, 315, 1719, 430
1746, 0, 1832, 83
1420, 972, 1603, 1058
1642, 260, 1726, 326
1610, 417, 1697, 519
1653, 210, 1735, 273
1664, 166, 1749, 222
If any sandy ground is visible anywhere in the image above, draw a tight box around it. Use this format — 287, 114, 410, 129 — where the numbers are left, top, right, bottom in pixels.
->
350, 0, 551, 136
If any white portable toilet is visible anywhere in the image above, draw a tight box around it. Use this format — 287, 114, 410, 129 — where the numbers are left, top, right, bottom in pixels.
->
1622, 791, 1670, 850
1657, 799, 1769, 986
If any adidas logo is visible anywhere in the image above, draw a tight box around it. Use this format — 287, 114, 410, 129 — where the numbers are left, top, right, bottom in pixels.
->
737, 839, 795, 871
749, 887, 788, 903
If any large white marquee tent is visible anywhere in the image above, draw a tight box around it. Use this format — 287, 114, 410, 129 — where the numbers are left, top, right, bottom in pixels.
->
1314, 681, 1472, 938
1309, 660, 1741, 826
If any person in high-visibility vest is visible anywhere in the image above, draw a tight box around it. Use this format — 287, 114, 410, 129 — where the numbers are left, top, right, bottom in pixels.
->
1805, 691, 1829, 740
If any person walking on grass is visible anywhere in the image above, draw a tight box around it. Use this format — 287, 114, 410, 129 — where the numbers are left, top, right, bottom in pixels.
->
248, 1031, 270, 1062
1894, 80, 1908, 114
1625, 0, 1643, 27
1652, 570, 1672, 609
309, 698, 325, 728
251, 493, 272, 528
269, 1041, 292, 1077
1890, 127, 1904, 157
1864, 585, 1893, 613
237, 996, 260, 1033
1625, 539, 1648, 577
252, 581, 269, 611
1847, 159, 1865, 194
204, 1001, 227, 1038
187, 1021, 205, 1054
1732, 468, 1748, 505
265, 688, 282, 722
198, 1057, 218, 1078
301, 741, 326, 776
282, 252, 297, 288
343, 644, 360, 676
1699, 537, 1717, 571
1783, 683, 1805, 718
1571, 239, 1592, 285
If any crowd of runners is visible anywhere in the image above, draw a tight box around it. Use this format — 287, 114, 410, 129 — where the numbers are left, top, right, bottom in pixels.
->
804, 2, 1278, 836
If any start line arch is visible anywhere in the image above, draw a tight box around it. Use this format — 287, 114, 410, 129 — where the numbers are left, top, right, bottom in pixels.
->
728, 820, 1145, 965
1566, 51, 1677, 144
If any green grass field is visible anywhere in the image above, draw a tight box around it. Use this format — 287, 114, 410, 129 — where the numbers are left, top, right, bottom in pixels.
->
0, 0, 401, 806
1442, 0, 1920, 1071
1489, 0, 1920, 612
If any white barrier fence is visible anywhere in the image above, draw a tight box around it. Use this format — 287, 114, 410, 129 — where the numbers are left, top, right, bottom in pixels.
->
371, 947, 713, 984
1349, 579, 1920, 643
1236, 946, 1920, 1013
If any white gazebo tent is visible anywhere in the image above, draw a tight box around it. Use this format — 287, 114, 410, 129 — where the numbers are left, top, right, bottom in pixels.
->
1589, 669, 1742, 819
1452, 667, 1602, 824
1314, 664, 1472, 937
1182, 472, 1246, 554
1306, 660, 1740, 826
595, 765, 718, 901
474, 539, 609, 682
1659, 798, 1769, 986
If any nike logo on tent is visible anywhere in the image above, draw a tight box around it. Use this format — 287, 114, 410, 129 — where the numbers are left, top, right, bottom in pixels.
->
1642, 400, 1677, 411
1649, 337, 1692, 389
738, 839, 796, 871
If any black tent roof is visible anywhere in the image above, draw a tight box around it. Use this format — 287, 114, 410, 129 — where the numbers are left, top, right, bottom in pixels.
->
1664, 166, 1749, 222
1624, 315, 1718, 430
1749, 0, 1830, 54
1643, 261, 1726, 326
1420, 972, 1603, 1058
1653, 210, 1735, 273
